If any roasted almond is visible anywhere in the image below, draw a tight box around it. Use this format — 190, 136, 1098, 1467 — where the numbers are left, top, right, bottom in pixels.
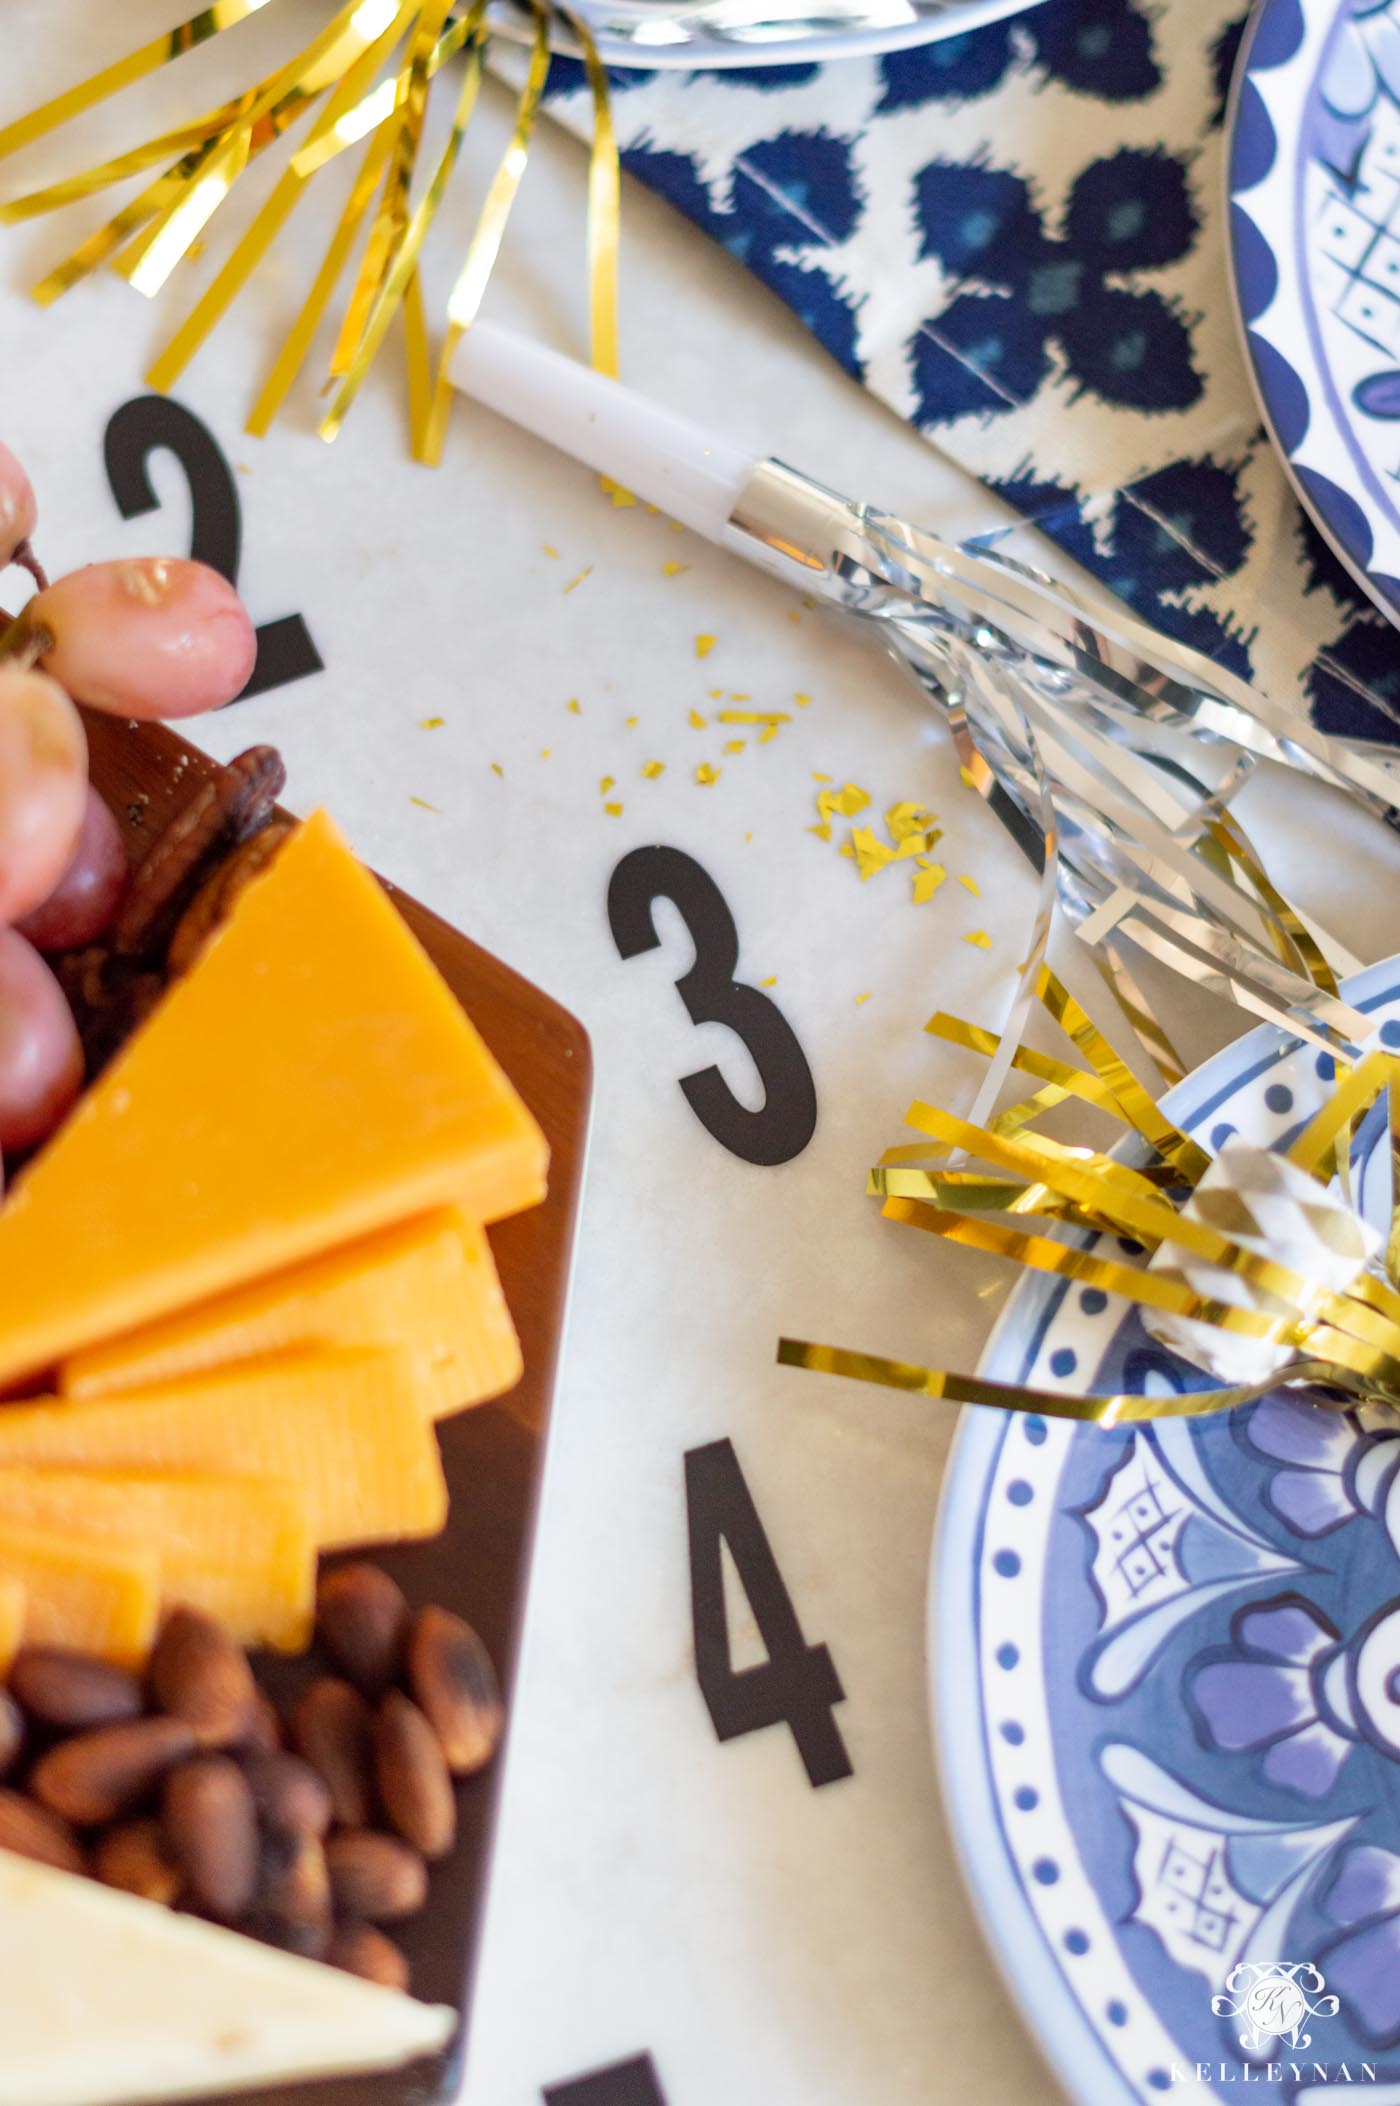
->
164, 1754, 258, 1921
328, 1921, 410, 1992
149, 1608, 256, 1748
0, 1689, 23, 1777
316, 1564, 410, 1698
291, 1679, 375, 1829
0, 1787, 84, 1873
248, 1829, 332, 1960
241, 1749, 333, 1840
31, 1716, 194, 1825
407, 1606, 503, 1776
241, 1691, 284, 1755
374, 1691, 455, 1861
94, 1817, 182, 1906
325, 1830, 428, 1923
12, 1647, 144, 1732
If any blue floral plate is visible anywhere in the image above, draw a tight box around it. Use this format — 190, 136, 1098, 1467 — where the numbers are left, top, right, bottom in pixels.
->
1229, 0, 1400, 624
934, 956, 1400, 2104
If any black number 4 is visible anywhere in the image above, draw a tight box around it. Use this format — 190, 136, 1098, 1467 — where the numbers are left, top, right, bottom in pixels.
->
685, 1439, 851, 1789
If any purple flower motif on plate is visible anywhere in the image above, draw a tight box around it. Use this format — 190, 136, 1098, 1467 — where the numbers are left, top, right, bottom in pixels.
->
1246, 1392, 1366, 1535
1189, 1595, 1353, 1798
1319, 1842, 1400, 2046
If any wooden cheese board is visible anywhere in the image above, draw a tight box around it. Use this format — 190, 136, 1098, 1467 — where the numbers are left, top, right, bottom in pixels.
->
81, 709, 593, 2106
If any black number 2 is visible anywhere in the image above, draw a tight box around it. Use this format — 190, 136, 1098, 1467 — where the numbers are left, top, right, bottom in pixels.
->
607, 846, 816, 1167
686, 1438, 851, 1789
104, 395, 323, 703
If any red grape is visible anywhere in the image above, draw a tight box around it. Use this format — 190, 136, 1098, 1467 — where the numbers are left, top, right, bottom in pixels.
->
0, 929, 83, 1154
16, 783, 126, 952
0, 667, 87, 928
32, 559, 256, 719
0, 441, 37, 571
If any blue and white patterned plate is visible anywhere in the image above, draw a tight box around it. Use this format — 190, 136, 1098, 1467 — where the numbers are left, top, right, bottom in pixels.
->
1229, 0, 1400, 624
934, 957, 1400, 2105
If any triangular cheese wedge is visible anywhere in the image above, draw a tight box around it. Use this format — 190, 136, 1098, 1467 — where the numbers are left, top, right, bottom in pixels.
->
0, 1851, 454, 2105
0, 811, 546, 1389
61, 1206, 522, 1420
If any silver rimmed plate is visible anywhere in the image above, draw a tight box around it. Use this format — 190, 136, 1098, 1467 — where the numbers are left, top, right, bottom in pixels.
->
490, 0, 1043, 69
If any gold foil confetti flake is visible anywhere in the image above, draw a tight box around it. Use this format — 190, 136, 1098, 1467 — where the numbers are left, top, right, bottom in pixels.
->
787, 611, 800, 624
689, 709, 708, 729
542, 544, 560, 559
410, 794, 439, 811
855, 992, 872, 1006
759, 725, 780, 746
812, 772, 833, 784
539, 747, 552, 759
609, 486, 637, 508
840, 828, 897, 881
642, 760, 665, 780
604, 801, 623, 816
729, 692, 751, 703
695, 764, 721, 787
670, 519, 684, 530
599, 775, 615, 794
760, 975, 777, 988
814, 783, 872, 833
724, 740, 746, 756
695, 635, 717, 659
965, 930, 992, 949
567, 698, 581, 715
419, 715, 444, 728
795, 691, 812, 707
490, 762, 503, 778
912, 865, 947, 904
959, 766, 979, 790
886, 800, 935, 843
707, 689, 723, 701
563, 566, 593, 594
958, 874, 981, 896
662, 561, 687, 577
625, 715, 639, 728
718, 710, 790, 727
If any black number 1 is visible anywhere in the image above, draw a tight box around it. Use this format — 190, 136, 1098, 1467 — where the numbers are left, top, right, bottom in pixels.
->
686, 1438, 851, 1789
104, 395, 323, 703
544, 2055, 668, 2105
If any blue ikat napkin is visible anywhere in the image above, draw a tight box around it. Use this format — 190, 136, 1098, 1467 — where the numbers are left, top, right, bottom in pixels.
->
537, 0, 1400, 748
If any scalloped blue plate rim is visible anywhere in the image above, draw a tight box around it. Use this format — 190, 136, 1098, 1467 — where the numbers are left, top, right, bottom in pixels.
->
931, 952, 1400, 2106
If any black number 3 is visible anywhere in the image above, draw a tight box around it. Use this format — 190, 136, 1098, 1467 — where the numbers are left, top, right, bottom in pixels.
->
686, 1438, 851, 1789
104, 395, 323, 703
607, 846, 816, 1167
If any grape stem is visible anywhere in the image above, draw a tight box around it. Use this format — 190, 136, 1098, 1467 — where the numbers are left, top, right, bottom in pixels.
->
0, 605, 54, 669
12, 541, 48, 592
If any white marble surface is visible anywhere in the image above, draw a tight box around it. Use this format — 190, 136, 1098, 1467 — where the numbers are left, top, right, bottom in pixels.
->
2, 12, 1398, 2103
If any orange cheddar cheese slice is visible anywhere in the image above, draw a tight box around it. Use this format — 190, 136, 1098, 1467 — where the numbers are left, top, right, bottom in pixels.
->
0, 1350, 446, 1552
0, 811, 547, 1390
0, 1577, 26, 1674
61, 1207, 522, 1421
0, 1522, 159, 1666
0, 1470, 315, 1652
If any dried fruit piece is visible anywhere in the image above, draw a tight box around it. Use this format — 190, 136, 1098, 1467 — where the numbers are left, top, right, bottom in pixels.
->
31, 1715, 194, 1825
0, 1787, 83, 1873
242, 1691, 284, 1755
11, 1647, 144, 1732
316, 1565, 410, 1698
325, 1831, 428, 1923
328, 1921, 410, 1992
164, 1753, 258, 1921
241, 1749, 332, 1839
113, 745, 285, 961
374, 1692, 455, 1861
149, 1607, 256, 1748
291, 1679, 375, 1829
94, 1816, 182, 1906
407, 1606, 503, 1776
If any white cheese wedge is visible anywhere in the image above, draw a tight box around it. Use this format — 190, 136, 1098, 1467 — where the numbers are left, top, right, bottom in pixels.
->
0, 1849, 455, 2106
